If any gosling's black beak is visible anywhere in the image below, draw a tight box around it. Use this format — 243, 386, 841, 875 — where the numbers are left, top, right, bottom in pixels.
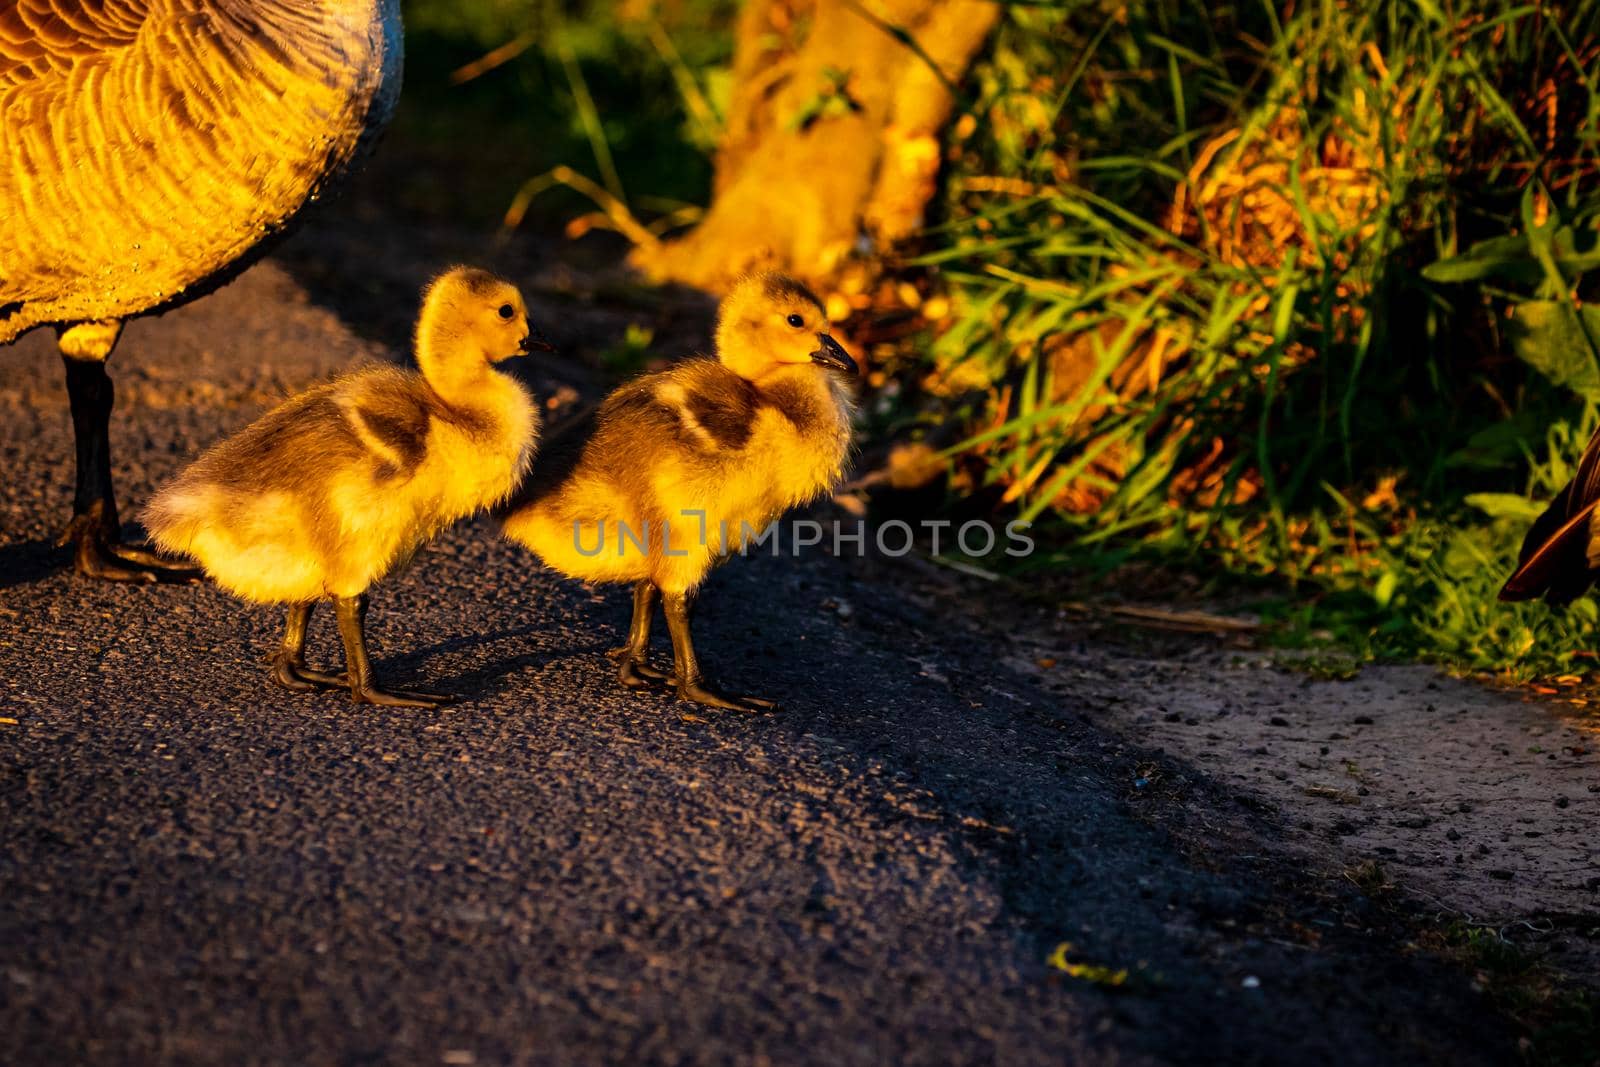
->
519, 325, 556, 354
810, 333, 858, 375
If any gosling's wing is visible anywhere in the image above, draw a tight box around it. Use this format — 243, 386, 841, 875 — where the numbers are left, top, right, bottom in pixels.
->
332, 370, 435, 484
161, 384, 339, 494
652, 361, 761, 456
1501, 424, 1600, 603
499, 363, 754, 518
174, 370, 427, 497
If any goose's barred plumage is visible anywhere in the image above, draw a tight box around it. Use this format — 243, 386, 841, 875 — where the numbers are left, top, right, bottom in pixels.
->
0, 0, 402, 339
0, 0, 402, 581
1501, 423, 1600, 605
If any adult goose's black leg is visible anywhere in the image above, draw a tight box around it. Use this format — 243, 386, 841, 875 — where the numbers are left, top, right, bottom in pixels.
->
333, 594, 452, 709
608, 579, 670, 688
270, 602, 349, 692
58, 322, 198, 583
661, 590, 776, 713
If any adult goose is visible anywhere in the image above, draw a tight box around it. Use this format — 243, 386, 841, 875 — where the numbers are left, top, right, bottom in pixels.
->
0, 0, 403, 581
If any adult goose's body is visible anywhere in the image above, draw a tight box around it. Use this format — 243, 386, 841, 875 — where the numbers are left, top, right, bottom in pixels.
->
0, 0, 403, 581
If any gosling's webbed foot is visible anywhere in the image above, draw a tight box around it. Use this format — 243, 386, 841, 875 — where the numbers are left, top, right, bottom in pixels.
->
294, 665, 350, 688
608, 646, 669, 689
270, 656, 349, 693
674, 679, 778, 714
350, 684, 455, 710
60, 512, 201, 584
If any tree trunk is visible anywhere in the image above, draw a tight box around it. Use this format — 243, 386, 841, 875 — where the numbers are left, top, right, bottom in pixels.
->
630, 0, 999, 292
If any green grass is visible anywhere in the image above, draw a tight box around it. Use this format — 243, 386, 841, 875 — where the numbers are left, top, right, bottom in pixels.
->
908, 0, 1600, 679
1433, 921, 1600, 1067
394, 0, 734, 226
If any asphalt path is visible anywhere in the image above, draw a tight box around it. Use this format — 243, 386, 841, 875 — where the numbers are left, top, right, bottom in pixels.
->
0, 236, 1522, 1066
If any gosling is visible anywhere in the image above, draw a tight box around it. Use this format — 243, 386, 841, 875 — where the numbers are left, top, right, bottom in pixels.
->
143, 268, 546, 708
500, 273, 857, 712
1501, 425, 1600, 605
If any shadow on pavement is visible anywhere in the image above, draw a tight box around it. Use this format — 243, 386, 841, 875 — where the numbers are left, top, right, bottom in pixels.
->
0, 539, 63, 591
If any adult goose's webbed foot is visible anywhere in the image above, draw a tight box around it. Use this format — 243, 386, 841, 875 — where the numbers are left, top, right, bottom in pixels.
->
334, 594, 454, 709
60, 507, 199, 584
661, 590, 779, 714
60, 347, 198, 584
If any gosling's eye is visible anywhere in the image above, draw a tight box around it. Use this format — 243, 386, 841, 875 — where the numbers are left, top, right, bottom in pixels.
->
786, 313, 805, 328
498, 304, 515, 320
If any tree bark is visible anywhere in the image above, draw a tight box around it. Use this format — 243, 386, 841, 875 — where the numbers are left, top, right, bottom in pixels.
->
630, 0, 999, 291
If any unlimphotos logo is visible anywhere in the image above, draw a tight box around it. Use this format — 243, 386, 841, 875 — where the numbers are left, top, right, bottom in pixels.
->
571, 511, 1035, 559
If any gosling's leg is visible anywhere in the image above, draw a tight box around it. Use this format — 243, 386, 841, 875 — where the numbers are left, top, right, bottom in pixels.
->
270, 602, 348, 692
660, 590, 777, 713
58, 323, 198, 583
607, 579, 669, 688
333, 594, 453, 709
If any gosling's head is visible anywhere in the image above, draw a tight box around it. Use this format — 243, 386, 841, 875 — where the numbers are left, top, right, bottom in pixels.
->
714, 273, 858, 382
417, 266, 553, 367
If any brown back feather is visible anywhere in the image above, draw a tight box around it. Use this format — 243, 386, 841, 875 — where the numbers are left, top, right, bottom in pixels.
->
502, 359, 763, 519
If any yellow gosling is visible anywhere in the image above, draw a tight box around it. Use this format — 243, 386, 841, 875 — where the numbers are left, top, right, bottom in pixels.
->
143, 267, 546, 708
500, 272, 857, 712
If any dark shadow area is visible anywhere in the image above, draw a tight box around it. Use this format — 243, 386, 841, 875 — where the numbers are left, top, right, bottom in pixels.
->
389, 622, 594, 697
0, 539, 63, 591
636, 552, 1528, 1067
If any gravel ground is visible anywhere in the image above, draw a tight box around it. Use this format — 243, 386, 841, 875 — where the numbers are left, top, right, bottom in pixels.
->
0, 234, 1576, 1066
